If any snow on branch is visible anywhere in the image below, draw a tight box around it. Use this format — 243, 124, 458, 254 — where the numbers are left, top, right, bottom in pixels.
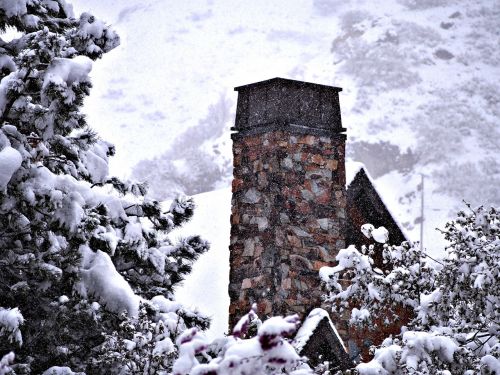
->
0, 308, 24, 346
322, 209, 500, 373
173, 307, 309, 375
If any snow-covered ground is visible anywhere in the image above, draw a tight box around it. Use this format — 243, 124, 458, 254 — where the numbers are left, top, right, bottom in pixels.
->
174, 188, 231, 339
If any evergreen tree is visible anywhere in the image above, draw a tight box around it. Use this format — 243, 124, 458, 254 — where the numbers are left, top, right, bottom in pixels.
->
321, 208, 500, 373
0, 1, 209, 373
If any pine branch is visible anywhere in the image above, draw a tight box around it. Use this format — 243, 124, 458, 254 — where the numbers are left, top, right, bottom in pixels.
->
0, 67, 32, 125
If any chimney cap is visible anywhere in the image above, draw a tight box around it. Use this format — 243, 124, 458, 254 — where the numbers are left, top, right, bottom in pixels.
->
234, 77, 343, 92
233, 77, 344, 136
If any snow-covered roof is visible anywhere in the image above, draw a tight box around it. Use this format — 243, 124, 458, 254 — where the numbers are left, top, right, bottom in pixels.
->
173, 161, 403, 339
345, 161, 366, 188
293, 308, 352, 369
346, 161, 410, 240
294, 308, 346, 353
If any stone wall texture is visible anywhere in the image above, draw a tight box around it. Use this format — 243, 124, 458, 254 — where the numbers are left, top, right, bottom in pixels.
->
228, 130, 346, 329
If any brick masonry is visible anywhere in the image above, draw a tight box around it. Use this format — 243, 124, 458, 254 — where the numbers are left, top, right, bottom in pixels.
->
228, 129, 347, 329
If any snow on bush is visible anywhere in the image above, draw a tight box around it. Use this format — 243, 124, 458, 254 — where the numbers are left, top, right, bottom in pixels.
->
322, 206, 500, 373
173, 305, 311, 375
90, 302, 209, 374
79, 246, 141, 316
361, 224, 389, 244
41, 366, 84, 375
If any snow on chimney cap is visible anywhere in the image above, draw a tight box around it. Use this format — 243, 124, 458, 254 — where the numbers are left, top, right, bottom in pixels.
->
233, 77, 345, 137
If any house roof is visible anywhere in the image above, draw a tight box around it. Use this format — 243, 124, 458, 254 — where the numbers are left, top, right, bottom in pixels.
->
346, 164, 409, 243
294, 308, 346, 353
294, 308, 353, 370
346, 161, 365, 187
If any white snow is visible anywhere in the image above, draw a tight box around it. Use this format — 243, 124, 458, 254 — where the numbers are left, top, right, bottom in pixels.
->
417, 289, 442, 325
41, 366, 80, 375
174, 314, 303, 374
0, 146, 22, 190
150, 295, 182, 313
173, 328, 208, 375
58, 295, 69, 304
58, 0, 74, 18
0, 55, 15, 73
372, 226, 389, 244
79, 245, 141, 316
338, 247, 369, 271
78, 13, 107, 39
81, 143, 110, 184
0, 0, 27, 17
42, 0, 61, 13
31, 166, 129, 223
361, 223, 390, 244
259, 315, 298, 337
356, 330, 462, 374
52, 191, 85, 232
481, 355, 500, 374
174, 187, 231, 339
361, 223, 375, 239
0, 352, 14, 375
402, 331, 458, 365
294, 308, 347, 352
0, 307, 24, 345
43, 56, 92, 90
350, 308, 371, 325
357, 344, 400, 374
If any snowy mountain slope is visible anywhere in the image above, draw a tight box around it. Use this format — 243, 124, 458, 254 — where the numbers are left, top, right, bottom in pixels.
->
68, 0, 499, 255
326, 0, 500, 254
70, 0, 346, 177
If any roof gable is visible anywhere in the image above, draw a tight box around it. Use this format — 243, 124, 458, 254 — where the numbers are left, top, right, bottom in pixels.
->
294, 308, 353, 370
346, 167, 407, 247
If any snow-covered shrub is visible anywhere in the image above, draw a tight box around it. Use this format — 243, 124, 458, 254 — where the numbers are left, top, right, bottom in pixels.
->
173, 306, 311, 375
322, 207, 500, 373
0, 1, 209, 373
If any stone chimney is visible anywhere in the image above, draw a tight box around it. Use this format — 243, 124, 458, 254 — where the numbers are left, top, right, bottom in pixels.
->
229, 78, 347, 329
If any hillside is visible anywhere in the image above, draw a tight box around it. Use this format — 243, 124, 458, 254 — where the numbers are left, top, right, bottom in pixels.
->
70, 0, 500, 254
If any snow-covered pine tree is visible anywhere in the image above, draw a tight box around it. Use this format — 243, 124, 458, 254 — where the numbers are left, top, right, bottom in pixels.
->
0, 1, 209, 373
321, 207, 500, 374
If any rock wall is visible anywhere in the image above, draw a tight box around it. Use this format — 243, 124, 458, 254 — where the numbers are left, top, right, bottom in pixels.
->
229, 130, 346, 329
